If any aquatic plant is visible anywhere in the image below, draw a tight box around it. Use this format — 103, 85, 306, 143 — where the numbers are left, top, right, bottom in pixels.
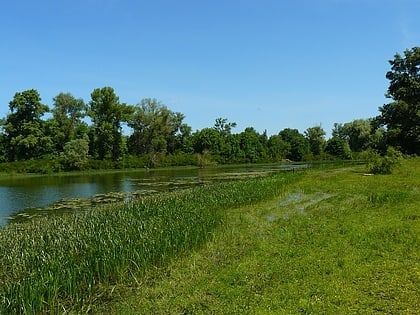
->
0, 172, 296, 314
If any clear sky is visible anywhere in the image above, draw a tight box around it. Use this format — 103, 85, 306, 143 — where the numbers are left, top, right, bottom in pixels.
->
1, 0, 419, 137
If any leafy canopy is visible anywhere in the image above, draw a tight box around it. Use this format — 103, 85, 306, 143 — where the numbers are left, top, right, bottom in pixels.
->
378, 47, 420, 154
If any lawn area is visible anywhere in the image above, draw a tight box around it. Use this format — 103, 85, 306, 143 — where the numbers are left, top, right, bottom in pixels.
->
101, 159, 419, 314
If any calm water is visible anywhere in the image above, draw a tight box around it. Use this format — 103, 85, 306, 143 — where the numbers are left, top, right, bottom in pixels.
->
0, 164, 303, 226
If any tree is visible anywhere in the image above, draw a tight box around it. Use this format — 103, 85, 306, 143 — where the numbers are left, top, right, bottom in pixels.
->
192, 127, 223, 156
174, 123, 193, 154
61, 136, 90, 170
377, 47, 420, 154
239, 127, 265, 163
224, 133, 244, 163
213, 117, 237, 137
325, 137, 352, 159
278, 128, 309, 161
212, 118, 238, 162
267, 135, 290, 161
305, 125, 326, 156
51, 92, 87, 150
0, 118, 7, 162
332, 119, 373, 152
3, 89, 52, 160
127, 98, 186, 156
88, 87, 132, 160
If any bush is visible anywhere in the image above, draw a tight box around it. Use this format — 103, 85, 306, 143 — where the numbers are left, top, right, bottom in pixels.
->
365, 147, 402, 174
0, 156, 62, 174
61, 138, 90, 171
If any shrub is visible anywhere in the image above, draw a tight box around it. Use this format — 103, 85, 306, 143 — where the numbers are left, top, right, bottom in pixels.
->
365, 147, 402, 174
61, 137, 90, 170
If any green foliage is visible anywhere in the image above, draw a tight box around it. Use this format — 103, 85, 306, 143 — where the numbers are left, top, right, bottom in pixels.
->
86, 159, 121, 170
239, 127, 266, 163
365, 147, 403, 174
267, 134, 290, 161
332, 119, 379, 152
89, 87, 133, 160
325, 136, 352, 159
213, 117, 237, 137
195, 150, 217, 168
192, 127, 223, 156
0, 132, 6, 162
278, 128, 310, 161
3, 90, 52, 161
1, 48, 418, 172
378, 47, 420, 154
305, 125, 326, 156
61, 137, 90, 170
158, 152, 197, 167
127, 99, 186, 156
51, 92, 87, 151
0, 155, 62, 174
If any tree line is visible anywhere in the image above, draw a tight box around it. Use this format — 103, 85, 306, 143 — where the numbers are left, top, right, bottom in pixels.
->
0, 47, 418, 172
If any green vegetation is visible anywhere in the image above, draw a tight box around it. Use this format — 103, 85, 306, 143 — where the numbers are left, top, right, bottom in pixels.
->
0, 46, 418, 313
377, 47, 420, 155
1, 159, 419, 313
0, 171, 297, 314
103, 158, 419, 314
365, 146, 403, 174
0, 47, 418, 173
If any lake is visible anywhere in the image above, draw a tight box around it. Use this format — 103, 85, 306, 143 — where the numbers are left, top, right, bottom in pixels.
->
0, 163, 305, 226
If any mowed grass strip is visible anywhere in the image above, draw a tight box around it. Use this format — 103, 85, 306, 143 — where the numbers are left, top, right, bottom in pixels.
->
103, 159, 419, 314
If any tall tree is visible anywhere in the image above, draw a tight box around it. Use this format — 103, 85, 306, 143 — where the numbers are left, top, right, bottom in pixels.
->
51, 93, 87, 149
192, 127, 223, 156
332, 119, 373, 152
0, 118, 6, 162
267, 134, 290, 161
213, 117, 237, 137
305, 125, 326, 156
325, 137, 352, 159
239, 127, 265, 163
223, 133, 244, 163
278, 128, 309, 161
127, 98, 186, 156
174, 123, 193, 153
3, 89, 52, 160
89, 87, 132, 160
213, 118, 238, 162
377, 47, 420, 154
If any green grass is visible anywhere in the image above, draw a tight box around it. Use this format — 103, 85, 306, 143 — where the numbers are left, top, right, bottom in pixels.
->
1, 160, 418, 314
0, 170, 297, 314
100, 159, 419, 314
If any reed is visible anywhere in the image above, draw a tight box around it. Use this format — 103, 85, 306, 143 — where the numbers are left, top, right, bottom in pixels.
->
0, 172, 297, 314
103, 158, 419, 314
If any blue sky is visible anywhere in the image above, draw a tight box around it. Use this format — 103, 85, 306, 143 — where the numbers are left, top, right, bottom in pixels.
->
1, 0, 419, 137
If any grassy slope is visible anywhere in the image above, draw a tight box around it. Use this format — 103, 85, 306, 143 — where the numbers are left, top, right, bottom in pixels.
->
101, 159, 419, 314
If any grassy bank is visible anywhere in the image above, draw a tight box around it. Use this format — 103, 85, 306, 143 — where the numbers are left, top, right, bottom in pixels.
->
102, 159, 419, 314
0, 171, 298, 314
1, 159, 418, 314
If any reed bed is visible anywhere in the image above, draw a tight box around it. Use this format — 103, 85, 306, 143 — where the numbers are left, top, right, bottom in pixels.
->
0, 172, 297, 314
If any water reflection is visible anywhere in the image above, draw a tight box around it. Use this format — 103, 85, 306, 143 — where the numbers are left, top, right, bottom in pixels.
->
0, 164, 306, 226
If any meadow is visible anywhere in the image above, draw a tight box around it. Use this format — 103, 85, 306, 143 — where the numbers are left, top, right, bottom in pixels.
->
0, 159, 419, 314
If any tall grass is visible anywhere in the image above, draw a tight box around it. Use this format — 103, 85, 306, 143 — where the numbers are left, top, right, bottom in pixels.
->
0, 172, 297, 314
102, 158, 419, 314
